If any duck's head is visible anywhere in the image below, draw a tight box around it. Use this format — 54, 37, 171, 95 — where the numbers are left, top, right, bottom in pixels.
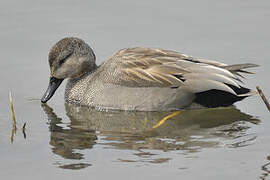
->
41, 37, 96, 103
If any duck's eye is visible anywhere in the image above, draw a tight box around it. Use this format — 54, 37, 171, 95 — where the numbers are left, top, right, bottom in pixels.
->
59, 59, 66, 65
59, 53, 72, 65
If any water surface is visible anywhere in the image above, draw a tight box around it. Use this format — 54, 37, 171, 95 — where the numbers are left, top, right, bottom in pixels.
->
0, 0, 270, 179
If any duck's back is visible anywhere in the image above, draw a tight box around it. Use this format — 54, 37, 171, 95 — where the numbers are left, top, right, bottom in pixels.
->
65, 47, 258, 111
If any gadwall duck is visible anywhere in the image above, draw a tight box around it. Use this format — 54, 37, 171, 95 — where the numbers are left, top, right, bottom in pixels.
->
41, 37, 258, 111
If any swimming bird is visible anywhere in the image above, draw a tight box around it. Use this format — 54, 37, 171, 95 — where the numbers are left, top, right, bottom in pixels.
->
41, 37, 258, 111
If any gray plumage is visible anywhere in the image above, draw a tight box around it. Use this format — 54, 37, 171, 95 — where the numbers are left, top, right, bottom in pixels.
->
42, 37, 259, 111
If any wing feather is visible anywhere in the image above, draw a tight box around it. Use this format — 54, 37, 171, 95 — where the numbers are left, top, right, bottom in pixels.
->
100, 47, 257, 95
184, 79, 237, 95
183, 73, 240, 88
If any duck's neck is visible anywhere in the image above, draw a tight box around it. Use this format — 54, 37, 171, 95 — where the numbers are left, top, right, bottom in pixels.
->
65, 64, 97, 104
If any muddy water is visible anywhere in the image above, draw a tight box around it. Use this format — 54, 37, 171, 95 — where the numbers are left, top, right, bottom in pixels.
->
0, 0, 270, 179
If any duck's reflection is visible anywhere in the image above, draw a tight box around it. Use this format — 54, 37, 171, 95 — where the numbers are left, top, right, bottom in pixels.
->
42, 103, 259, 169
42, 104, 97, 160
261, 155, 270, 180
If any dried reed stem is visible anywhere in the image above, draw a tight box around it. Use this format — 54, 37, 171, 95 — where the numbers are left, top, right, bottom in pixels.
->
22, 122, 26, 139
9, 92, 16, 126
9, 92, 17, 143
256, 86, 270, 112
